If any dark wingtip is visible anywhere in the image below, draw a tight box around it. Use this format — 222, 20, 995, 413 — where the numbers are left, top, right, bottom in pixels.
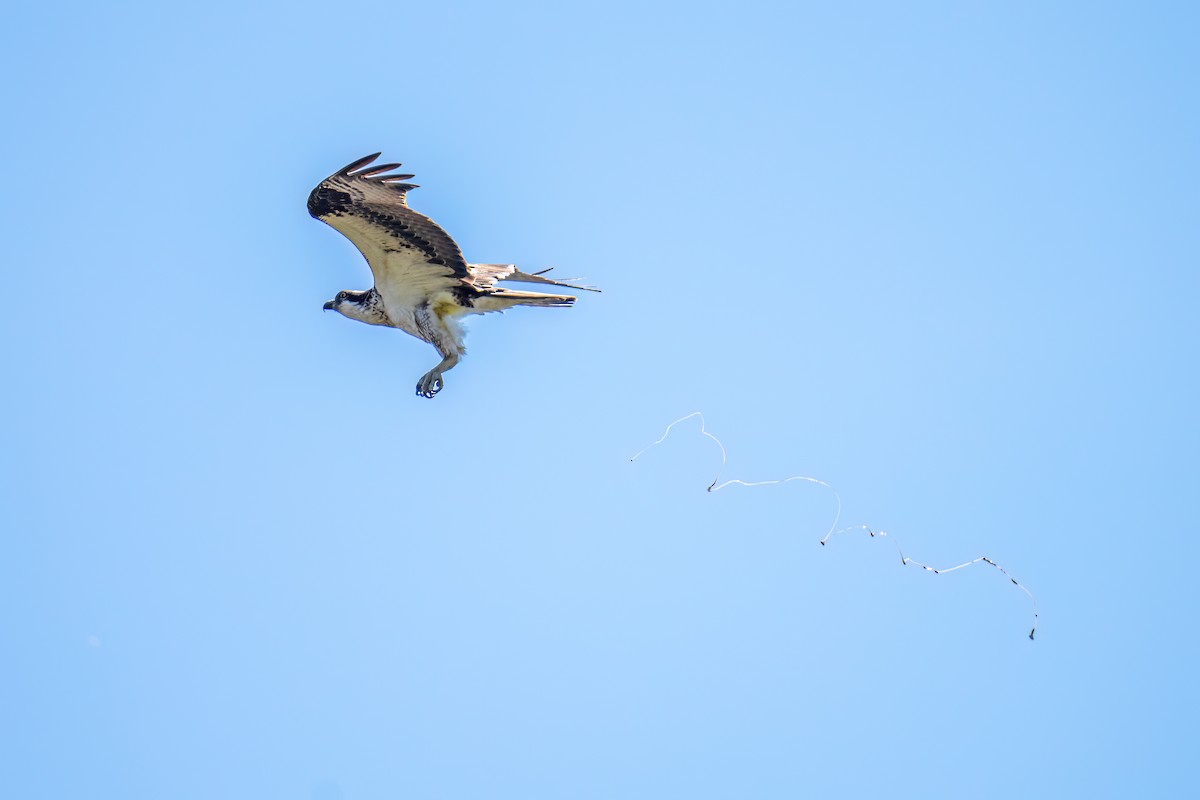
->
336, 155, 419, 189
355, 163, 403, 177
338, 152, 382, 175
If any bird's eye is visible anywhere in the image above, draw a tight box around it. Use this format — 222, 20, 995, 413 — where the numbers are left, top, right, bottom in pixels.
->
337, 292, 348, 300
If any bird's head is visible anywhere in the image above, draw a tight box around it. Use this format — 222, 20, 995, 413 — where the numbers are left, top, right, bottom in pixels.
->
323, 289, 389, 326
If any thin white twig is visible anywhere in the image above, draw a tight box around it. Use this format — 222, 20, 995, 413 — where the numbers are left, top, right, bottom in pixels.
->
631, 412, 1039, 640
630, 411, 727, 490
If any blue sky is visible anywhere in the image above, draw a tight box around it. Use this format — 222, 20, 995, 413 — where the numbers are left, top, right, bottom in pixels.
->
2, 1, 1197, 797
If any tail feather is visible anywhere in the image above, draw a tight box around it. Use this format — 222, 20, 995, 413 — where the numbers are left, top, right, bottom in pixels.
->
468, 263, 601, 293
474, 288, 575, 313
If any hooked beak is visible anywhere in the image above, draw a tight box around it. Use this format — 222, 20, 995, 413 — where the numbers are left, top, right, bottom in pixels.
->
323, 300, 335, 311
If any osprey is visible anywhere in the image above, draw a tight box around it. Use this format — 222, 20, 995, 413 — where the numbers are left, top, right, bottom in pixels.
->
308, 153, 596, 397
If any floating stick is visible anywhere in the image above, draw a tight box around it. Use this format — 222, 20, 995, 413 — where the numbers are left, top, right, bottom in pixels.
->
631, 412, 1039, 640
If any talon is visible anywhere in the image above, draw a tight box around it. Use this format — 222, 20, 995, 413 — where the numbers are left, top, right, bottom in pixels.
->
415, 370, 444, 398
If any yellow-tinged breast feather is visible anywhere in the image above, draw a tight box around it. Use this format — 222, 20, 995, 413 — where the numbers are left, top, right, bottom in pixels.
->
432, 295, 469, 318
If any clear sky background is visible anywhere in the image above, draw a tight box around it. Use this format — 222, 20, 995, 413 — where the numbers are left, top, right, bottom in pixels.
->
2, 1, 1197, 797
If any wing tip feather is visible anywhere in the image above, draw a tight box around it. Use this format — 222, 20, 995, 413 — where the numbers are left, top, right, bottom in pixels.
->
333, 152, 419, 191
338, 152, 382, 175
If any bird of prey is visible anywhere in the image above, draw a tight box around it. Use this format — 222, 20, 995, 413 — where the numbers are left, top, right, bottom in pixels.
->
308, 153, 597, 397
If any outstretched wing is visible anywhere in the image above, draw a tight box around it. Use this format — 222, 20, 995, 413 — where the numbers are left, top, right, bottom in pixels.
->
309, 153, 471, 305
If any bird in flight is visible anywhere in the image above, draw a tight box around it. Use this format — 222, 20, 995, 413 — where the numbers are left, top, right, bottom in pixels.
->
308, 153, 597, 397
